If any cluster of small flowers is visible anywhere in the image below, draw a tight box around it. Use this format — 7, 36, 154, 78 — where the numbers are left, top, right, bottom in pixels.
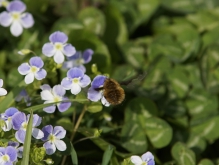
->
0, 107, 67, 164
0, 0, 34, 36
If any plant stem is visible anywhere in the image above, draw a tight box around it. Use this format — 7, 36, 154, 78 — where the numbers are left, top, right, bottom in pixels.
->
61, 105, 87, 165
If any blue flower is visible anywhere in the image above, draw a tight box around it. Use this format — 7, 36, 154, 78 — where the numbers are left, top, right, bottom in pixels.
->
41, 125, 66, 155
0, 107, 19, 131
130, 152, 155, 165
15, 89, 31, 106
42, 31, 76, 64
87, 75, 110, 106
7, 141, 23, 158
0, 79, 7, 96
40, 84, 71, 113
12, 112, 44, 143
18, 56, 47, 84
63, 49, 94, 72
0, 146, 17, 164
61, 67, 91, 95
0, 0, 34, 37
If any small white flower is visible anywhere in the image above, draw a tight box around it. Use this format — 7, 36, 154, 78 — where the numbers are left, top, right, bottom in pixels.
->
0, 79, 7, 96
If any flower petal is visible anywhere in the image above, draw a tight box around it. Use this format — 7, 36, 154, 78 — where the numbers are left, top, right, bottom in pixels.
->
41, 90, 54, 101
141, 152, 155, 165
10, 21, 23, 37
130, 156, 143, 165
35, 69, 47, 80
41, 125, 53, 141
40, 84, 51, 91
70, 83, 81, 95
54, 139, 66, 151
61, 78, 72, 90
63, 44, 76, 57
42, 43, 56, 57
7, 141, 19, 148
7, 0, 26, 12
43, 105, 56, 113
18, 63, 30, 75
67, 67, 84, 79
43, 141, 56, 155
12, 112, 26, 130
53, 85, 65, 96
5, 146, 17, 162
0, 88, 7, 96
17, 146, 23, 158
91, 75, 106, 88
67, 51, 80, 60
29, 56, 44, 68
87, 87, 102, 102
53, 126, 66, 139
32, 128, 44, 139
101, 96, 110, 107
31, 114, 42, 127
49, 31, 68, 43
57, 100, 71, 112
2, 119, 12, 131
83, 49, 93, 63
24, 73, 34, 84
54, 50, 64, 64
5, 107, 19, 117
21, 13, 34, 28
79, 75, 91, 87
15, 130, 26, 143
0, 79, 3, 87
0, 11, 12, 27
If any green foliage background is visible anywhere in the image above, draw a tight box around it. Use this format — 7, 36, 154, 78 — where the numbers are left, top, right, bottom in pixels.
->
1, 0, 219, 164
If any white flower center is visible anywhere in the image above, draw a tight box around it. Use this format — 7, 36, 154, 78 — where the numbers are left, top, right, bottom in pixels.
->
22, 122, 28, 130
1, 154, 9, 162
55, 43, 63, 51
53, 95, 61, 102
48, 134, 56, 143
30, 66, 39, 74
2, 0, 9, 7
75, 58, 84, 65
11, 12, 21, 21
72, 78, 79, 84
141, 162, 147, 165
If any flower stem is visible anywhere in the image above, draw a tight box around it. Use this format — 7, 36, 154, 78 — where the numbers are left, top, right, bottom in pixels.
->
61, 105, 87, 165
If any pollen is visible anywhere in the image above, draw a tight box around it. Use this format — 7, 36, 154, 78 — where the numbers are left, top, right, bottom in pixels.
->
22, 122, 28, 130
54, 96, 61, 102
49, 134, 56, 142
55, 43, 63, 50
72, 78, 79, 84
2, 155, 9, 162
12, 13, 20, 20
30, 66, 39, 73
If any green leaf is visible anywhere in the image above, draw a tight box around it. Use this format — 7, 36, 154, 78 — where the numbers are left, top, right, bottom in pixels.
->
171, 142, 196, 165
6, 68, 23, 87
101, 145, 114, 165
87, 102, 103, 113
70, 143, 78, 165
21, 111, 33, 165
198, 159, 214, 165
145, 117, 173, 148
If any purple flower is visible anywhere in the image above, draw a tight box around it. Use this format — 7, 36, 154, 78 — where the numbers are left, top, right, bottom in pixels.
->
0, 0, 9, 8
42, 31, 76, 64
61, 67, 91, 95
87, 75, 110, 106
7, 141, 23, 158
12, 112, 44, 143
131, 152, 155, 165
41, 125, 66, 155
0, 79, 7, 96
0, 107, 19, 131
40, 84, 71, 113
15, 89, 31, 106
0, 0, 34, 37
18, 56, 47, 84
63, 49, 94, 72
0, 146, 17, 164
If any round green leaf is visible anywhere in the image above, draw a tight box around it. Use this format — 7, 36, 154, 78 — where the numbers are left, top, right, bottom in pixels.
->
198, 159, 214, 165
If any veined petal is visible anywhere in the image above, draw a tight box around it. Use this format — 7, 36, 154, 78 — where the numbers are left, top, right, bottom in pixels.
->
5, 146, 17, 162
0, 79, 3, 87
42, 43, 56, 57
24, 73, 34, 84
12, 112, 26, 130
54, 51, 64, 64
53, 85, 65, 96
130, 156, 143, 165
54, 139, 66, 151
35, 69, 47, 80
63, 44, 76, 57
79, 75, 91, 87
43, 105, 56, 113
83, 49, 93, 64
0, 88, 7, 96
41, 90, 54, 101
61, 78, 72, 90
21, 13, 34, 28
67, 67, 84, 79
43, 141, 56, 155
91, 75, 106, 89
70, 83, 81, 95
0, 11, 12, 27
5, 107, 19, 117
40, 84, 51, 91
53, 126, 66, 139
87, 87, 102, 102
32, 128, 44, 139
10, 21, 23, 37
49, 31, 68, 43
31, 114, 42, 127
101, 97, 110, 107
29, 56, 44, 68
18, 63, 30, 75
41, 125, 53, 141
7, 1, 26, 12
17, 146, 23, 158
57, 99, 71, 112
15, 129, 26, 143
141, 152, 154, 162
7, 141, 19, 148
